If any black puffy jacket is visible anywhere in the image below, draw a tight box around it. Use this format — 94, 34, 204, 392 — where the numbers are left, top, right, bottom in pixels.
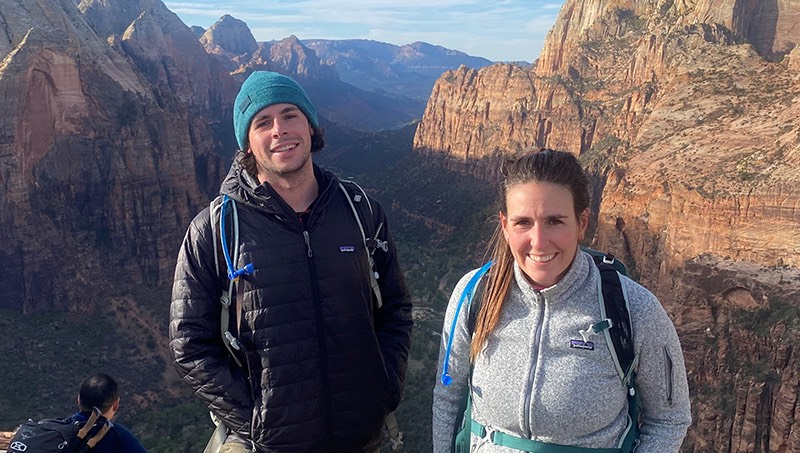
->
169, 159, 413, 452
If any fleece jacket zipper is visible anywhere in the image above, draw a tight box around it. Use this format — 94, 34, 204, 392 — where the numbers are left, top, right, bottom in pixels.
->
664, 346, 674, 406
522, 292, 546, 438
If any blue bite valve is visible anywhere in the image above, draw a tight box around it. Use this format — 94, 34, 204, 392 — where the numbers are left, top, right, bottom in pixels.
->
441, 373, 453, 386
229, 263, 255, 281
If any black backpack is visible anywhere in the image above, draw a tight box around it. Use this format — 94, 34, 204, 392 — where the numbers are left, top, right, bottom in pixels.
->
7, 408, 110, 453
441, 249, 640, 453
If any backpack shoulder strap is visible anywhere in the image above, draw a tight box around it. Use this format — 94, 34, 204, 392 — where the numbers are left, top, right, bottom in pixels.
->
338, 180, 386, 308
581, 245, 628, 276
442, 262, 491, 453
75, 407, 111, 450
210, 195, 254, 368
590, 256, 636, 382
591, 255, 641, 452
466, 269, 488, 333
338, 181, 405, 449
209, 196, 225, 279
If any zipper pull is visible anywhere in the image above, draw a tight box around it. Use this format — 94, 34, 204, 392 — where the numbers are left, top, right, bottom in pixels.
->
303, 231, 313, 257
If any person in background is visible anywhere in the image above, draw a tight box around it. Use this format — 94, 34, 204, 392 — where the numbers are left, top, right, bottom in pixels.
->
71, 373, 148, 453
433, 148, 691, 452
170, 71, 413, 452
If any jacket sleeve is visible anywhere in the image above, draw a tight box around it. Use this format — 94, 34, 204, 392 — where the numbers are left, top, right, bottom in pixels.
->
370, 201, 414, 412
432, 269, 478, 453
169, 210, 253, 436
625, 280, 692, 453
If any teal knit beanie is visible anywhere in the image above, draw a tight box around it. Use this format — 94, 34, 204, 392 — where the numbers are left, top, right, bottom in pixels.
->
233, 71, 319, 151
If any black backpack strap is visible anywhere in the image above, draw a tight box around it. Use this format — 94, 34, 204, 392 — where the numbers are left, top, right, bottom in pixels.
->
582, 245, 628, 276
595, 261, 635, 380
591, 255, 641, 452
339, 180, 385, 308
467, 271, 488, 333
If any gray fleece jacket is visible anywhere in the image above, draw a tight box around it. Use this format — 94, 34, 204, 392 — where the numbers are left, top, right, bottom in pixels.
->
432, 251, 691, 452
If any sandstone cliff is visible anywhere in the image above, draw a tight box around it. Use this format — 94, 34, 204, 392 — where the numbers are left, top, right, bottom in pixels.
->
0, 0, 242, 428
200, 14, 259, 72
249, 35, 339, 80
415, 0, 800, 271
79, 0, 238, 114
0, 0, 234, 312
414, 0, 800, 451
201, 14, 258, 57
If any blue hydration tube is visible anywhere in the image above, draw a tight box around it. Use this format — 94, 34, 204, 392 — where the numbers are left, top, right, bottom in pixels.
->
219, 195, 255, 281
440, 260, 493, 386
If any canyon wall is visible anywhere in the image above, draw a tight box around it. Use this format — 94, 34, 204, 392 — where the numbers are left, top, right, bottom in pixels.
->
0, 0, 235, 313
413, 1, 800, 451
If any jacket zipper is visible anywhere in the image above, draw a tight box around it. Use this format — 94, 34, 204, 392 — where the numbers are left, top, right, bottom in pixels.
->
304, 227, 333, 441
303, 231, 312, 257
523, 292, 546, 437
241, 173, 338, 448
664, 346, 674, 406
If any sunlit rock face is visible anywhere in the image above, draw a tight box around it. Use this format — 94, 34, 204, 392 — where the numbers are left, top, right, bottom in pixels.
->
414, 1, 800, 451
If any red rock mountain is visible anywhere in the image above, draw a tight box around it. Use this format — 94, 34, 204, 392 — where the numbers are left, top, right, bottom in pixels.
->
0, 0, 242, 428
0, 0, 236, 312
414, 1, 800, 451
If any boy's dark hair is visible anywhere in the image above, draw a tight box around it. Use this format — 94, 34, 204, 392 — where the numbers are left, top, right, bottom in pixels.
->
78, 373, 119, 413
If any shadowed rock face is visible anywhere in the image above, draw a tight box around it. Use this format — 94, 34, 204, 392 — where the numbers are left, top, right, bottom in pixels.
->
0, 0, 236, 313
415, 0, 800, 271
414, 0, 800, 451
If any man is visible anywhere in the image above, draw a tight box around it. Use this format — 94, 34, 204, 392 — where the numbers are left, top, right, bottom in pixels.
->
169, 71, 413, 452
71, 373, 147, 453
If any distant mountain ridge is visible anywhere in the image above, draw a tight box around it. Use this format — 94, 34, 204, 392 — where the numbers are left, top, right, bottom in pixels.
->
302, 39, 494, 100
194, 14, 496, 126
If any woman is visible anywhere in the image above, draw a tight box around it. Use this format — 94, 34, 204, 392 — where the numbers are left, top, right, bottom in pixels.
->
432, 149, 691, 452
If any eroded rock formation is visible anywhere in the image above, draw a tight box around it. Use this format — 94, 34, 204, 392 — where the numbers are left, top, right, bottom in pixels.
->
414, 0, 800, 451
200, 14, 258, 58
0, 0, 235, 313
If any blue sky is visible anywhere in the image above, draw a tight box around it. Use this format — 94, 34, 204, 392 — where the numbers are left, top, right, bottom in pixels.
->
163, 1, 565, 62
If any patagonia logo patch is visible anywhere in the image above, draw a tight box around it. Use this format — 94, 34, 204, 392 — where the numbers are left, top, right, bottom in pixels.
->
570, 339, 595, 350
339, 245, 356, 252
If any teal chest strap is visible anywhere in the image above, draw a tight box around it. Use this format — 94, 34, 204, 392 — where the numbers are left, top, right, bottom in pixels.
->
470, 420, 623, 453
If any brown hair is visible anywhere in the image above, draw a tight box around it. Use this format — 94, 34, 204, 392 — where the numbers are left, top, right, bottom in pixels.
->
470, 148, 590, 360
